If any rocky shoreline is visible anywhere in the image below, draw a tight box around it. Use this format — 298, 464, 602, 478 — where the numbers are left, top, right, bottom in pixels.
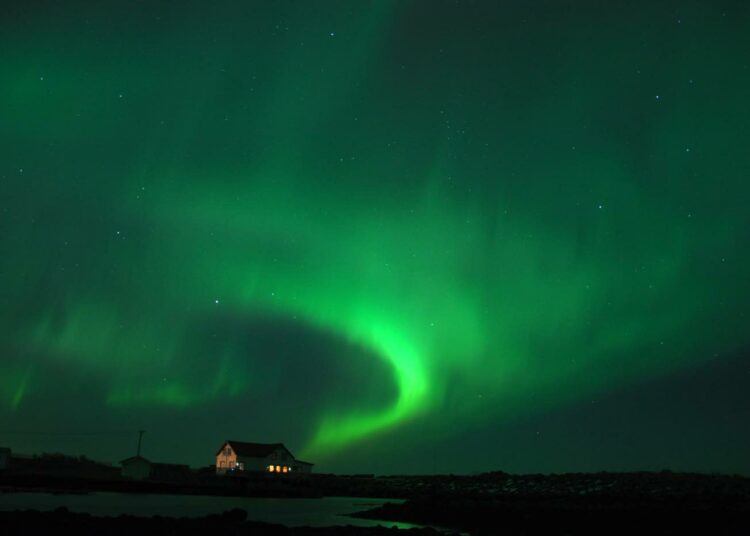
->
353, 471, 750, 535
6, 469, 748, 500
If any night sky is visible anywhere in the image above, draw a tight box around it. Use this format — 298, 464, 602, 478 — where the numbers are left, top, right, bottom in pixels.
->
2, 0, 749, 475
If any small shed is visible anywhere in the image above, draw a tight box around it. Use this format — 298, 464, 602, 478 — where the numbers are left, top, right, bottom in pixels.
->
120, 455, 151, 480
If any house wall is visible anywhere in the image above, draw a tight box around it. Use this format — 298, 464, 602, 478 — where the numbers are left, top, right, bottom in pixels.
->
0, 449, 9, 470
237, 455, 272, 472
262, 446, 296, 472
215, 443, 237, 473
233, 448, 296, 473
122, 459, 151, 480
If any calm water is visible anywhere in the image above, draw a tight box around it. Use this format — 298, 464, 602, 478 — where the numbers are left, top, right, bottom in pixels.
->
0, 491, 419, 529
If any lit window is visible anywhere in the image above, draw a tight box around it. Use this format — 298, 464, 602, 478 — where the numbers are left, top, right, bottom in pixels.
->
282, 466, 288, 473
268, 466, 274, 472
276, 465, 280, 472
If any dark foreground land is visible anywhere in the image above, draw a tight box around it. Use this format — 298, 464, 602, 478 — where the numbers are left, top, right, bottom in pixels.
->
0, 508, 447, 535
2, 471, 749, 535
355, 471, 750, 535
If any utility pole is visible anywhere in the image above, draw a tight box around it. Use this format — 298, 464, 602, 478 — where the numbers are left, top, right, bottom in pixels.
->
136, 430, 145, 457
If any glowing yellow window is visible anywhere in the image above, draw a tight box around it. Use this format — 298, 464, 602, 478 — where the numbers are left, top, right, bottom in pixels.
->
282, 466, 288, 473
268, 465, 274, 472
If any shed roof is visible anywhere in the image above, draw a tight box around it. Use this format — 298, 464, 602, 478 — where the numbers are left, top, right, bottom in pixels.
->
120, 455, 150, 465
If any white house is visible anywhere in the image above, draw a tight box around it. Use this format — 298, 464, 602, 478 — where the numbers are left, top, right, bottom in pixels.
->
215, 441, 313, 474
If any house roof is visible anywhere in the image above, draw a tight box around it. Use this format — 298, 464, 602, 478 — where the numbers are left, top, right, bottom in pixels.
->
218, 441, 290, 458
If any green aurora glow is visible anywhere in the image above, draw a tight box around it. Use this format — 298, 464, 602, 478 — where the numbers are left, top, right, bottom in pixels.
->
1, 1, 749, 472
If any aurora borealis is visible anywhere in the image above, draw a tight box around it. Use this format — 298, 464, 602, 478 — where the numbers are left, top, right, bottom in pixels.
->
1, 0, 749, 474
